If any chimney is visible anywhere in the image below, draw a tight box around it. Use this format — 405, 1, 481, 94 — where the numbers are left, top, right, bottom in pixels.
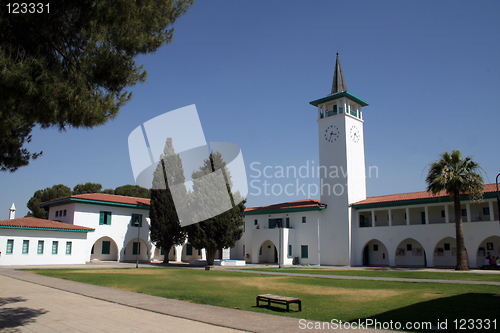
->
9, 203, 16, 220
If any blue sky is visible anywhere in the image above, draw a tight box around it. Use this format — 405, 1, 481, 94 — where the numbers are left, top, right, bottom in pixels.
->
2, 0, 500, 218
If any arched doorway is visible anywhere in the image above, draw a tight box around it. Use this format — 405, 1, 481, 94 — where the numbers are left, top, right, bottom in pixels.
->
476, 236, 500, 268
395, 238, 426, 267
90, 236, 119, 261
259, 240, 277, 263
123, 238, 149, 262
433, 237, 457, 268
362, 239, 389, 266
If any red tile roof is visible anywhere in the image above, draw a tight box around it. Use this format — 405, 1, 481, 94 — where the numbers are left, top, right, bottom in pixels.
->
0, 217, 94, 232
245, 198, 326, 213
42, 193, 150, 207
352, 183, 498, 206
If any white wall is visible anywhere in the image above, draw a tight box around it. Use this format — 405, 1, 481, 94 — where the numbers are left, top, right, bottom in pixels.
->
0, 229, 90, 266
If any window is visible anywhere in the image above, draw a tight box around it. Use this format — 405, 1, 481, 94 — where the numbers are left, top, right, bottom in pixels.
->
63, 210, 67, 216
302, 216, 306, 223
132, 242, 140, 255
483, 207, 490, 215
268, 219, 276, 229
99, 211, 112, 225
55, 211, 59, 217
131, 214, 143, 227
444, 243, 450, 251
421, 212, 426, 224
37, 240, 44, 254
286, 218, 290, 228
301, 245, 308, 259
66, 242, 72, 255
102, 241, 110, 255
198, 249, 201, 256
373, 244, 379, 251
186, 244, 193, 256
441, 210, 445, 218
288, 245, 292, 257
52, 241, 58, 254
406, 244, 412, 251
462, 209, 467, 217
160, 247, 164, 255
254, 219, 258, 225
259, 246, 262, 255
22, 240, 29, 254
243, 245, 246, 256
6, 239, 14, 254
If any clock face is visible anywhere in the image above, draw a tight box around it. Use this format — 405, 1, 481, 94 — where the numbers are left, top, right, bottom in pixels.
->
324, 125, 339, 143
350, 125, 360, 143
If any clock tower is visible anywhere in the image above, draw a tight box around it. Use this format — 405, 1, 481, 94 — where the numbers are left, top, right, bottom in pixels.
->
310, 54, 369, 265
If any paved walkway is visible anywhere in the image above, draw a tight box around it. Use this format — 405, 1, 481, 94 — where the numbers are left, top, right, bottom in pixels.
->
0, 266, 399, 333
228, 269, 500, 286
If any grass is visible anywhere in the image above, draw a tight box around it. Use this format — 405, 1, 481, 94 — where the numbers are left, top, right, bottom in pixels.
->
237, 267, 500, 282
28, 267, 500, 332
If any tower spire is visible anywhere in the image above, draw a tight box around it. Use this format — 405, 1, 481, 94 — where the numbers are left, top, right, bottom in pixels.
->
330, 53, 346, 95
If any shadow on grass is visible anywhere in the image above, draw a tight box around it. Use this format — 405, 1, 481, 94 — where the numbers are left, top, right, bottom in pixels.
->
352, 293, 500, 332
0, 297, 47, 331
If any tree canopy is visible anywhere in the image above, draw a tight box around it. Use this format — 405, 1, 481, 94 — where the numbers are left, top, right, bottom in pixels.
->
26, 182, 150, 218
426, 149, 484, 270
0, 0, 194, 172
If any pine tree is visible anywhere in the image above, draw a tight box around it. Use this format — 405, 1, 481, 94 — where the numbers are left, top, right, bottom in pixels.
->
149, 138, 187, 263
186, 151, 246, 266
26, 184, 72, 218
0, 0, 194, 172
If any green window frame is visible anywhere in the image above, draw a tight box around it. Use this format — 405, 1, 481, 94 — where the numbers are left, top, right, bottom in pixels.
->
131, 214, 143, 227
198, 249, 201, 256
55, 211, 59, 217
66, 241, 72, 255
132, 242, 140, 255
160, 247, 165, 255
288, 244, 292, 257
286, 217, 290, 228
37, 240, 44, 254
22, 240, 29, 254
52, 241, 58, 254
102, 241, 111, 255
268, 219, 276, 229
462, 209, 467, 217
186, 244, 193, 256
6, 239, 14, 254
301, 245, 308, 259
63, 210, 67, 216
483, 207, 490, 215
259, 246, 262, 255
302, 216, 306, 223
99, 211, 112, 225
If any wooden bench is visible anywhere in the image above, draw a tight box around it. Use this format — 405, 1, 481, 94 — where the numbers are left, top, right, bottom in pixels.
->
256, 294, 301, 312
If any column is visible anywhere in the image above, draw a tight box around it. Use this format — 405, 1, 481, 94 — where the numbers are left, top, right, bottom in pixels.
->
388, 209, 392, 226
466, 203, 471, 222
445, 205, 450, 223
406, 208, 410, 225
489, 201, 494, 221
371, 210, 375, 227
424, 206, 429, 224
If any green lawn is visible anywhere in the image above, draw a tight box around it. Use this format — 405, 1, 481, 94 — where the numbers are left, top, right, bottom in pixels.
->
237, 267, 500, 282
29, 268, 500, 332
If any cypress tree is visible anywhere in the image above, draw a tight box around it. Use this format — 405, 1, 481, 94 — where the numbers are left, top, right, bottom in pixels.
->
149, 138, 187, 263
186, 151, 246, 266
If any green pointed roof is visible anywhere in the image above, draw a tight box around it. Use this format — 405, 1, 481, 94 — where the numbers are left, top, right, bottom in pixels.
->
310, 54, 369, 107
331, 53, 346, 94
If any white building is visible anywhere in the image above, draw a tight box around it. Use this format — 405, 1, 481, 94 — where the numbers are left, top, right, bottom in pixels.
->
0, 216, 94, 266
0, 193, 206, 266
232, 54, 500, 268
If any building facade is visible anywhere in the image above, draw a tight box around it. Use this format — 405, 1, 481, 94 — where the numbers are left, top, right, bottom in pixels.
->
232, 55, 500, 268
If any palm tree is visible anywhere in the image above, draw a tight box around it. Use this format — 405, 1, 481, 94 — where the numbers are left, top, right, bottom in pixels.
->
426, 150, 484, 270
